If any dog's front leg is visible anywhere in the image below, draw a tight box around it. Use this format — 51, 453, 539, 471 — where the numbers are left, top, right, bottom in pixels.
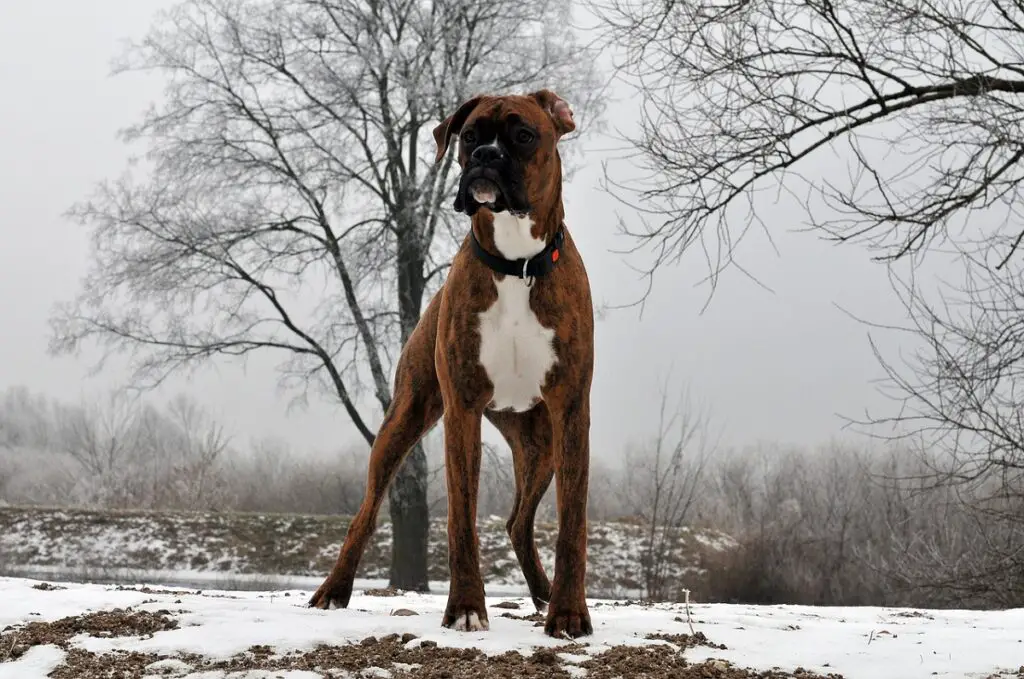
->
441, 405, 489, 631
545, 395, 593, 638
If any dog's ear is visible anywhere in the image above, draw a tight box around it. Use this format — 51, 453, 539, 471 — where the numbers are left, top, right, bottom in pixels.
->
531, 89, 576, 139
433, 95, 485, 164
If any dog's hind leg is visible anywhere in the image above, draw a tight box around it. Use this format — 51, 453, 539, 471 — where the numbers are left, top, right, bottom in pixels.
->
308, 297, 443, 611
486, 405, 555, 612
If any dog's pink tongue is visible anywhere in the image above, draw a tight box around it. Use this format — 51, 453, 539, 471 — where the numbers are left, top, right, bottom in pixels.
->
470, 179, 498, 205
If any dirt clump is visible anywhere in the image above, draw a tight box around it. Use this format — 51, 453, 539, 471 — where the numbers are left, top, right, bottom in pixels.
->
30, 582, 67, 591
48, 648, 180, 679
3, 609, 844, 679
365, 586, 403, 597
580, 644, 844, 679
646, 631, 729, 650
156, 635, 841, 679
0, 608, 179, 661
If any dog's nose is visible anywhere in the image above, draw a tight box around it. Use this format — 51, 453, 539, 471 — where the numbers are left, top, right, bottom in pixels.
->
471, 144, 502, 165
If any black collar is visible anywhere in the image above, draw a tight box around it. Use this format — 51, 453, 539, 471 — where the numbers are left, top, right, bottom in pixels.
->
470, 225, 565, 280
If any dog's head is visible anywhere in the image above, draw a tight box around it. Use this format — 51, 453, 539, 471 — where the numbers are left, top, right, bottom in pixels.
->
432, 89, 576, 218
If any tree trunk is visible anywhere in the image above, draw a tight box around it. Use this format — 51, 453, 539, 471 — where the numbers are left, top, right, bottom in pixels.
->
387, 216, 431, 592
388, 440, 431, 591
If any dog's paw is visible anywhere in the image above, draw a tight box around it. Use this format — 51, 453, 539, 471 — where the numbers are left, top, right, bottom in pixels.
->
308, 577, 352, 610
530, 586, 552, 613
544, 604, 592, 639
442, 603, 490, 632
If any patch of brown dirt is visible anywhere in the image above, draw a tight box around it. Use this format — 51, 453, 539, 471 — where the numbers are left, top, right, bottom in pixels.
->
646, 631, 729, 650
48, 648, 175, 679
498, 612, 545, 628
3, 610, 844, 679
365, 586, 403, 597
111, 584, 200, 595
0, 608, 179, 661
199, 637, 579, 678
50, 634, 838, 679
580, 645, 843, 679
30, 582, 67, 591
227, 636, 844, 679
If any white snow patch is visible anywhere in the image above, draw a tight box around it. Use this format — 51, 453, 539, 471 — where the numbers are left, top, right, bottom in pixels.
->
0, 644, 66, 679
1, 576, 1022, 678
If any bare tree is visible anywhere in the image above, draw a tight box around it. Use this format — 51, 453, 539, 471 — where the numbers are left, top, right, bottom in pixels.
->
51, 0, 602, 590
590, 0, 1024, 282
0, 387, 55, 451
151, 395, 234, 510
618, 378, 717, 601
54, 391, 147, 493
227, 437, 367, 515
850, 253, 1024, 606
590, 0, 1024, 604
50, 391, 226, 509
478, 441, 516, 520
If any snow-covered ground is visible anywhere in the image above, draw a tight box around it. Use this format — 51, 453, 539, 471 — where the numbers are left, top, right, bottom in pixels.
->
0, 506, 735, 598
1, 576, 1022, 679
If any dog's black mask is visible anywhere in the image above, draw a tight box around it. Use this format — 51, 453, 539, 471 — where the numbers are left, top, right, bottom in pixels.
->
453, 125, 532, 217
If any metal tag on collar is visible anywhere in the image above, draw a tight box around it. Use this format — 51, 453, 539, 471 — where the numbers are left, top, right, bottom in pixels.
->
522, 257, 534, 287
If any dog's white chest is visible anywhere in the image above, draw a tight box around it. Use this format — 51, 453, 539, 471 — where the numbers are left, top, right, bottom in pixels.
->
477, 211, 557, 412
478, 276, 556, 411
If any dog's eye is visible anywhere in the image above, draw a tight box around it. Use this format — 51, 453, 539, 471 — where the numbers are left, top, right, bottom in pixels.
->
462, 130, 477, 145
516, 129, 535, 145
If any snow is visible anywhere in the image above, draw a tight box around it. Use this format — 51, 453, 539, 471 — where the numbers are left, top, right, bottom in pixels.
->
2, 575, 1022, 679
1, 564, 530, 599
0, 645, 65, 679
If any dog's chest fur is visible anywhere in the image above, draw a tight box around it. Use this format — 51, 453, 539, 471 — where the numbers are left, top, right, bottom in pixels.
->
477, 212, 557, 412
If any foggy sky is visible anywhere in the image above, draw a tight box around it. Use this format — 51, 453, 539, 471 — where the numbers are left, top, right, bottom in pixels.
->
0, 1, 908, 462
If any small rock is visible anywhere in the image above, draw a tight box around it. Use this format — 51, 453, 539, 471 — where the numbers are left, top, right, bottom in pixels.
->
391, 608, 419, 617
401, 633, 419, 644
493, 601, 521, 610
360, 636, 378, 646
420, 640, 438, 648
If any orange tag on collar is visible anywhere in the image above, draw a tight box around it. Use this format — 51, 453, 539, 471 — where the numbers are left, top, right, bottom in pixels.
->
552, 249, 560, 263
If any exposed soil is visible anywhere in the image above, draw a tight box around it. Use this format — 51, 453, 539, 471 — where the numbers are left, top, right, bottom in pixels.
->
645, 631, 729, 650
365, 586, 403, 597
0, 607, 845, 679
0, 608, 179, 661
30, 582, 66, 591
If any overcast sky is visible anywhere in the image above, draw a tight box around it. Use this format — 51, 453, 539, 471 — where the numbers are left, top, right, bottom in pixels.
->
0, 1, 912, 462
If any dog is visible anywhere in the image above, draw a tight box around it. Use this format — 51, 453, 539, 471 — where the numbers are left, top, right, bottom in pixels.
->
308, 89, 594, 639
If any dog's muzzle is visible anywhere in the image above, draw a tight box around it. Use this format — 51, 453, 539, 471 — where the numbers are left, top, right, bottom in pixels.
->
454, 144, 530, 216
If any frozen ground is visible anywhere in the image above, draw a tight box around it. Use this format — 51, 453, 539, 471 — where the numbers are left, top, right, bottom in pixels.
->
0, 506, 735, 598
1, 576, 1022, 678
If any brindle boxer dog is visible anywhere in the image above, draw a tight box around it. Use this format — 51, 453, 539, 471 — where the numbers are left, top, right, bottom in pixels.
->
308, 89, 594, 639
